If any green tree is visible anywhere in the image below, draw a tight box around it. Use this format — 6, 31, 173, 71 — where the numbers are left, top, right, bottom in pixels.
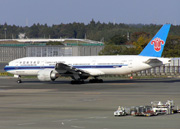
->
163, 35, 180, 57
108, 34, 127, 45
99, 45, 127, 55
46, 41, 64, 45
131, 32, 150, 42
133, 36, 151, 53
27, 24, 40, 38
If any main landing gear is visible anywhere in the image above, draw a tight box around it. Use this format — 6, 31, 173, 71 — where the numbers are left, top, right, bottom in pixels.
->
71, 80, 84, 84
70, 76, 104, 84
89, 77, 103, 83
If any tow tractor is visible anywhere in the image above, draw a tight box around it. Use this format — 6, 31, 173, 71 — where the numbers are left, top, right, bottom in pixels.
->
114, 106, 127, 116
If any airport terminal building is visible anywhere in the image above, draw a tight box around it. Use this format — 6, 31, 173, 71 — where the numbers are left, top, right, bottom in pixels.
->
0, 45, 103, 62
0, 38, 104, 62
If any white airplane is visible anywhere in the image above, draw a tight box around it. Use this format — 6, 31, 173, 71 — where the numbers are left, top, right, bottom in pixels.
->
4, 24, 171, 84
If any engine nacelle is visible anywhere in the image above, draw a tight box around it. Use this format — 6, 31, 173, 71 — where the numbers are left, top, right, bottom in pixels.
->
37, 69, 58, 81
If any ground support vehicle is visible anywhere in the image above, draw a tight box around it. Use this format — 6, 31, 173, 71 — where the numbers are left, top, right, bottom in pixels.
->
130, 106, 156, 117
114, 106, 127, 116
151, 100, 174, 115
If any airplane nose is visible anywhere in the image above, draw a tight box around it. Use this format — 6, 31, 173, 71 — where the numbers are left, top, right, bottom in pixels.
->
4, 65, 8, 71
4, 65, 10, 72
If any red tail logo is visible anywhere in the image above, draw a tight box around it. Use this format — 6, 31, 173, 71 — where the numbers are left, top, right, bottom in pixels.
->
151, 38, 164, 52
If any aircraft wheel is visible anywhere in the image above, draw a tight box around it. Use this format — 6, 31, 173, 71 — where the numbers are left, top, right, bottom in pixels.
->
99, 79, 103, 83
71, 80, 84, 84
51, 79, 55, 81
71, 80, 75, 84
89, 79, 103, 83
80, 80, 84, 84
17, 80, 22, 83
89, 79, 94, 83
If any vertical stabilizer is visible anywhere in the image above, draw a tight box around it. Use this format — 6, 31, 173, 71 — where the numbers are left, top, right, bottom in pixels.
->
139, 24, 171, 57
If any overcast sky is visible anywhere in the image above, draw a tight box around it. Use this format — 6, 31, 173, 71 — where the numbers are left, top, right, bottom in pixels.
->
0, 0, 179, 26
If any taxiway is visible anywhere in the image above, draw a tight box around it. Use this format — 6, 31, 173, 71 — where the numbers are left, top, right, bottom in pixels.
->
0, 78, 180, 129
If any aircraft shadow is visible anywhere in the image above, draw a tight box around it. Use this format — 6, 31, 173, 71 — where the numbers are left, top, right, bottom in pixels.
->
21, 78, 180, 85
104, 78, 180, 84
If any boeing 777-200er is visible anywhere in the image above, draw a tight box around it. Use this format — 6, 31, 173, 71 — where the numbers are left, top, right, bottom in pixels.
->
4, 24, 171, 84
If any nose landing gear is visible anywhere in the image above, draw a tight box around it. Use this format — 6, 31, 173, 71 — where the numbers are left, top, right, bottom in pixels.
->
14, 75, 22, 83
17, 79, 22, 83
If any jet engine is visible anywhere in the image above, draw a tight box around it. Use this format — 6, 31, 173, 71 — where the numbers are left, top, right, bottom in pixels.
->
37, 69, 58, 81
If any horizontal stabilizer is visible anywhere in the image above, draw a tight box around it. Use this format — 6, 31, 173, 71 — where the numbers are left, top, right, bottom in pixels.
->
144, 59, 163, 66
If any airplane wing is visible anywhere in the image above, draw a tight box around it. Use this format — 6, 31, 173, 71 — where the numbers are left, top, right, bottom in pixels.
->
144, 59, 163, 66
55, 63, 89, 76
55, 63, 105, 77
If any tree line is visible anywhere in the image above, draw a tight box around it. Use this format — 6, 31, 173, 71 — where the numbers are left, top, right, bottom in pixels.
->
0, 20, 180, 57
1, 20, 180, 41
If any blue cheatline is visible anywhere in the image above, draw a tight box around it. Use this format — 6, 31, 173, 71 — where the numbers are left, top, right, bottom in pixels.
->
139, 24, 171, 57
4, 66, 55, 72
73, 65, 126, 69
4, 65, 128, 72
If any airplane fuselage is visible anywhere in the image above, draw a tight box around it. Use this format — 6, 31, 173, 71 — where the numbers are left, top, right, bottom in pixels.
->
5, 55, 170, 76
